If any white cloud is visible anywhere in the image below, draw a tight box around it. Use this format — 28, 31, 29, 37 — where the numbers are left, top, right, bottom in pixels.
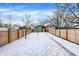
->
0, 9, 9, 12
2, 19, 24, 26
0, 8, 53, 25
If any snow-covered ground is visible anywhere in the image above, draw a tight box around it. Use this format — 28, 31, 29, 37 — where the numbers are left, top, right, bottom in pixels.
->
0, 32, 72, 56
47, 33, 79, 56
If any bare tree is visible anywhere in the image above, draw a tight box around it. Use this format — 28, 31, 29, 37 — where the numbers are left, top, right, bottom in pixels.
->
7, 14, 12, 43
48, 3, 77, 29
23, 14, 31, 28
7, 15, 12, 30
48, 4, 65, 29
22, 14, 32, 38
0, 19, 3, 27
38, 19, 48, 26
65, 3, 79, 27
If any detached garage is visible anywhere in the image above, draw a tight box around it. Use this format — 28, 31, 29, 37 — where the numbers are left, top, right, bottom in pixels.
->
34, 25, 47, 32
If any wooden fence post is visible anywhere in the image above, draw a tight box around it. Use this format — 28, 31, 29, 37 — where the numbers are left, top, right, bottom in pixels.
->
23, 29, 25, 36
25, 29, 27, 39
55, 29, 56, 36
17, 29, 19, 39
22, 30, 24, 37
59, 29, 61, 37
8, 28, 11, 43
66, 29, 68, 40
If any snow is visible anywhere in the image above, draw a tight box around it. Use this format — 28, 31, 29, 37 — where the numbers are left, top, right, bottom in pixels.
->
47, 33, 79, 56
0, 32, 72, 56
0, 28, 8, 31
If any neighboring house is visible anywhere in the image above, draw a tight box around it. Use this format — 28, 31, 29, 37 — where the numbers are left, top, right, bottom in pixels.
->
34, 25, 47, 32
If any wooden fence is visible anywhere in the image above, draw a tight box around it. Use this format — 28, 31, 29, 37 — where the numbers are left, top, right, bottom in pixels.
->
0, 31, 8, 46
0, 29, 32, 46
48, 28, 79, 44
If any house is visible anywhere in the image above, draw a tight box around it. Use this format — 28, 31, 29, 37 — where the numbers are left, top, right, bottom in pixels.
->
34, 25, 48, 32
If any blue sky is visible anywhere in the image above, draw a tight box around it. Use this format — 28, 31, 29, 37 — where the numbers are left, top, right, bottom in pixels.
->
0, 3, 55, 10
0, 3, 55, 25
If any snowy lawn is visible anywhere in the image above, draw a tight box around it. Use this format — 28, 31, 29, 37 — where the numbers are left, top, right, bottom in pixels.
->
47, 33, 79, 56
0, 32, 72, 56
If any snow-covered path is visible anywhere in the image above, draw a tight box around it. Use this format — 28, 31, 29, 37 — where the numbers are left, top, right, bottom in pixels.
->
0, 32, 72, 56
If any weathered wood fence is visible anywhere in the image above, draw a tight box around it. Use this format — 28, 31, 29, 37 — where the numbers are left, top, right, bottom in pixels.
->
0, 29, 32, 46
48, 27, 79, 44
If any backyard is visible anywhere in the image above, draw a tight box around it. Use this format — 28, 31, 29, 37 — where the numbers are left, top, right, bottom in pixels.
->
0, 3, 79, 56
0, 32, 76, 56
